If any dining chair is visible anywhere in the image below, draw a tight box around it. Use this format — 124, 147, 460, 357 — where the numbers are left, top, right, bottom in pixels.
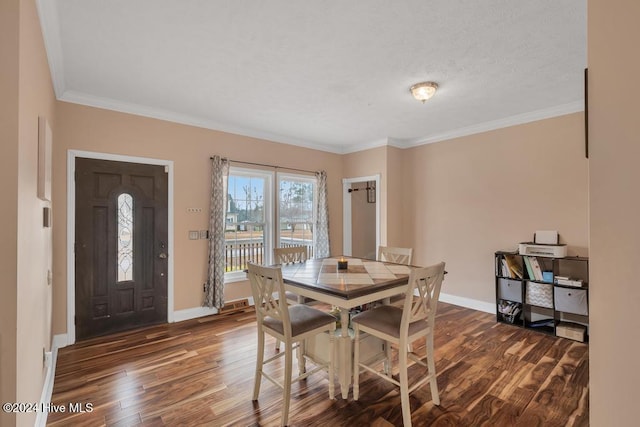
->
352, 261, 445, 427
247, 262, 336, 427
376, 246, 414, 311
274, 246, 309, 305
378, 245, 413, 265
273, 246, 310, 351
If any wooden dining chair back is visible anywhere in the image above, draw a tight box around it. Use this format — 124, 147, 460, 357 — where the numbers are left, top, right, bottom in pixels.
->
352, 261, 445, 427
247, 263, 336, 427
273, 246, 312, 350
274, 245, 308, 265
378, 246, 413, 265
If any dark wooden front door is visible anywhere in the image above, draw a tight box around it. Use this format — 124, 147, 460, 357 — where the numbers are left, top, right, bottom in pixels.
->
75, 158, 168, 340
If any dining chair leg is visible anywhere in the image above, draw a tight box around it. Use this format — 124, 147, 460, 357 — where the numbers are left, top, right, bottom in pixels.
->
281, 341, 293, 427
352, 326, 360, 400
426, 332, 440, 405
328, 328, 335, 400
383, 341, 392, 375
399, 342, 412, 427
297, 339, 306, 375
253, 330, 265, 400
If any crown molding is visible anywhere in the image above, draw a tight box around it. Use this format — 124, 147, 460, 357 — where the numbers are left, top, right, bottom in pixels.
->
394, 101, 585, 148
59, 90, 345, 154
59, 90, 584, 155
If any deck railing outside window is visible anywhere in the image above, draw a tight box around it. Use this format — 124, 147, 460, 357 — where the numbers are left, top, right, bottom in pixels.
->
224, 239, 314, 272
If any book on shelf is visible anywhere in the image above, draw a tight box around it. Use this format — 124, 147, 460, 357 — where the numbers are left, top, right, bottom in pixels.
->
501, 259, 510, 277
500, 259, 507, 277
504, 255, 523, 279
523, 256, 535, 280
528, 256, 544, 281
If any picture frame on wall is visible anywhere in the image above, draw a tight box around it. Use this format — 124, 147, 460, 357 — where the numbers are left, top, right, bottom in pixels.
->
38, 116, 52, 201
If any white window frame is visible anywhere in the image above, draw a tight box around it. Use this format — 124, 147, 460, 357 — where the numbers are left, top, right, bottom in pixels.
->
276, 173, 317, 252
224, 167, 273, 282
224, 168, 317, 283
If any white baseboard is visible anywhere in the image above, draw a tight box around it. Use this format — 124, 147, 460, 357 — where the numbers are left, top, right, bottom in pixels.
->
173, 297, 256, 323
52, 333, 69, 349
35, 333, 68, 427
439, 292, 496, 314
172, 306, 219, 322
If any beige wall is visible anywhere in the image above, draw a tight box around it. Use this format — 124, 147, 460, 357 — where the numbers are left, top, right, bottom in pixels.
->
0, 0, 57, 425
403, 113, 589, 304
52, 102, 344, 333
0, 0, 20, 424
588, 1, 640, 424
386, 146, 409, 247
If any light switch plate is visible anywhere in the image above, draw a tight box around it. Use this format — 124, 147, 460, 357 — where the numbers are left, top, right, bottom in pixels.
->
188, 230, 199, 240
199, 230, 208, 239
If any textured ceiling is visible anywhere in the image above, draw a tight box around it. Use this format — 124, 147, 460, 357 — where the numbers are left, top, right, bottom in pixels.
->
37, 0, 586, 153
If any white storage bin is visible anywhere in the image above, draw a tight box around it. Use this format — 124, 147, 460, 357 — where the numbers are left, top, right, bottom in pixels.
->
525, 281, 553, 308
554, 287, 588, 316
498, 278, 522, 303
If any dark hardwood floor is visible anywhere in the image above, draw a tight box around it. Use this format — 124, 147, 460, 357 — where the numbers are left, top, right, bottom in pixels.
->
48, 302, 589, 426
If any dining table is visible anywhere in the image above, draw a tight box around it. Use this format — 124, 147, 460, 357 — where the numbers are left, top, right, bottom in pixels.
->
279, 256, 415, 399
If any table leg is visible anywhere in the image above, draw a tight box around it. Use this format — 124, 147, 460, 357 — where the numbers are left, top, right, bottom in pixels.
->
339, 307, 351, 399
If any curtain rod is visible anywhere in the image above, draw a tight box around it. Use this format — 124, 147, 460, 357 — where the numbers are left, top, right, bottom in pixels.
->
210, 157, 317, 175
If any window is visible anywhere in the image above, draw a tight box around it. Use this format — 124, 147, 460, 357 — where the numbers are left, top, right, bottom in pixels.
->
225, 169, 272, 279
224, 168, 316, 280
278, 174, 315, 258
117, 193, 134, 282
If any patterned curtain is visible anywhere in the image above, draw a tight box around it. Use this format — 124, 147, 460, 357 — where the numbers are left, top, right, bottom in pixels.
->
205, 155, 229, 309
315, 170, 330, 258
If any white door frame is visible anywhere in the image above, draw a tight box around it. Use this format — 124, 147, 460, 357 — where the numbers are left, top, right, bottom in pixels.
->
342, 174, 380, 256
66, 150, 175, 345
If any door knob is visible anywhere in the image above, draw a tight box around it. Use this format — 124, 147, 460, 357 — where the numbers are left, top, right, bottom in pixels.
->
159, 252, 168, 259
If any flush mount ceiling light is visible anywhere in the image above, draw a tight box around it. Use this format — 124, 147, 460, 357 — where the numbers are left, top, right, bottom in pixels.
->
410, 81, 438, 103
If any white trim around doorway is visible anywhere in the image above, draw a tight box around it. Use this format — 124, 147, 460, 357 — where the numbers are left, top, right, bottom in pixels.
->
66, 150, 175, 345
342, 174, 380, 257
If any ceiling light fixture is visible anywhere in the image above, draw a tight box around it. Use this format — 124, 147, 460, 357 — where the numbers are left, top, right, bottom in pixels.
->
410, 81, 438, 103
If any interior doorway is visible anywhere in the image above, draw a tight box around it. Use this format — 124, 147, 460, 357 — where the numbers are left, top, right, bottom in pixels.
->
342, 175, 380, 259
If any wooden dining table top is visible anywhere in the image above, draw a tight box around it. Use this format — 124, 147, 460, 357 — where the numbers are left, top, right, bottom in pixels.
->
279, 256, 414, 300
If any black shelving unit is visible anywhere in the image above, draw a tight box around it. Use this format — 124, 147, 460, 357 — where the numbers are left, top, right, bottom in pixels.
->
495, 251, 589, 342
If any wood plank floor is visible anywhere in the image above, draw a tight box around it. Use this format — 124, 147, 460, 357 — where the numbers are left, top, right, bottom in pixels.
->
48, 302, 589, 426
